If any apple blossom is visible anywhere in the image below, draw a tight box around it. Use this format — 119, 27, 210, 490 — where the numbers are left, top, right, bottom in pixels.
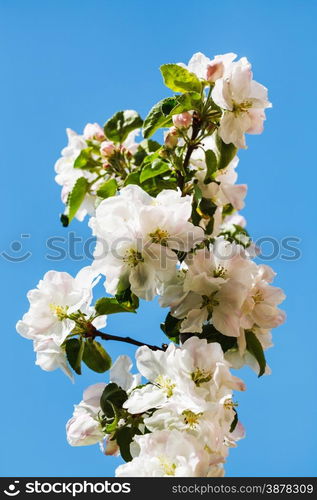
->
83, 122, 105, 141
66, 355, 141, 447
90, 185, 204, 300
212, 57, 272, 148
180, 51, 237, 82
54, 128, 99, 221
115, 430, 217, 477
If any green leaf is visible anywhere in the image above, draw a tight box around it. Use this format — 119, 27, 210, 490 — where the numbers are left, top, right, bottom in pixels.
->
199, 197, 217, 218
142, 93, 201, 139
73, 147, 96, 169
115, 286, 139, 311
96, 178, 118, 199
65, 338, 84, 375
201, 324, 238, 352
134, 139, 161, 166
124, 171, 140, 186
141, 176, 178, 197
104, 110, 143, 143
216, 134, 238, 170
104, 402, 119, 433
245, 330, 266, 377
193, 182, 202, 203
100, 383, 128, 417
142, 97, 175, 138
115, 427, 136, 462
160, 312, 180, 343
204, 149, 218, 184
169, 92, 201, 115
95, 297, 136, 315
67, 177, 89, 224
140, 159, 171, 183
82, 339, 112, 373
160, 64, 202, 93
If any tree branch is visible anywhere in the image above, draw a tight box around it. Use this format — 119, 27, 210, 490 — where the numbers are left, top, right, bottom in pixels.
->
177, 112, 201, 195
85, 325, 166, 351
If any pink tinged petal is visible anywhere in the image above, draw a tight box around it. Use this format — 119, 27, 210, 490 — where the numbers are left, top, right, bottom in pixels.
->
123, 385, 167, 414
230, 58, 252, 102
246, 108, 266, 134
250, 80, 271, 108
220, 183, 247, 210
212, 79, 233, 110
83, 383, 106, 407
206, 61, 225, 82
253, 303, 286, 328
102, 438, 120, 456
230, 421, 246, 441
237, 328, 247, 355
212, 307, 241, 337
258, 264, 276, 283
129, 262, 156, 301
262, 285, 286, 305
187, 52, 211, 79
180, 307, 208, 333
219, 112, 249, 149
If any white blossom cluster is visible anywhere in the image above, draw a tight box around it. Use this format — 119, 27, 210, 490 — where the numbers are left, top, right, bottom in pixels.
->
66, 339, 245, 477
16, 51, 285, 477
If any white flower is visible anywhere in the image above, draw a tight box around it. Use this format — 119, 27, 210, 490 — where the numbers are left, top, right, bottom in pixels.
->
83, 122, 105, 141
66, 355, 140, 447
240, 264, 286, 330
16, 267, 103, 345
212, 57, 272, 149
181, 52, 237, 82
124, 337, 245, 415
195, 156, 247, 236
161, 238, 257, 336
90, 185, 204, 300
66, 383, 106, 446
115, 430, 213, 477
16, 267, 106, 378
34, 337, 73, 381
54, 128, 98, 221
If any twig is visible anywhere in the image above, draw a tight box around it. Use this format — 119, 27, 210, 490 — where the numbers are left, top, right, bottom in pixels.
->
85, 325, 165, 351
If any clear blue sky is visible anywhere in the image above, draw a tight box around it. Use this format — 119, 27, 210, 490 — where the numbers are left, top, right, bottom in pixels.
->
1, 0, 316, 477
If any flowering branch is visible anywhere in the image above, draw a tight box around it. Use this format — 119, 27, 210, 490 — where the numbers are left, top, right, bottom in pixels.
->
17, 50, 285, 478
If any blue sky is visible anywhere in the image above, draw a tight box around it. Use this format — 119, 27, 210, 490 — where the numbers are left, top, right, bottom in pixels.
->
1, 0, 316, 477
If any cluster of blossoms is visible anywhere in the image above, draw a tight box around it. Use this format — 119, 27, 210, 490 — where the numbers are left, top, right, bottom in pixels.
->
17, 51, 285, 476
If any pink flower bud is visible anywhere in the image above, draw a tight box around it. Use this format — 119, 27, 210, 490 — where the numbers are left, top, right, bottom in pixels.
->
206, 61, 225, 82
172, 112, 193, 129
83, 123, 105, 141
100, 140, 116, 157
164, 127, 179, 149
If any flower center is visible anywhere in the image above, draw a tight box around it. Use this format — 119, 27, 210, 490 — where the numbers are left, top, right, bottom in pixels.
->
182, 410, 203, 428
252, 290, 264, 304
223, 398, 238, 410
155, 375, 175, 397
149, 228, 170, 245
158, 456, 177, 476
191, 367, 212, 386
123, 248, 144, 268
213, 265, 227, 279
49, 304, 68, 320
232, 100, 253, 115
202, 293, 219, 315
